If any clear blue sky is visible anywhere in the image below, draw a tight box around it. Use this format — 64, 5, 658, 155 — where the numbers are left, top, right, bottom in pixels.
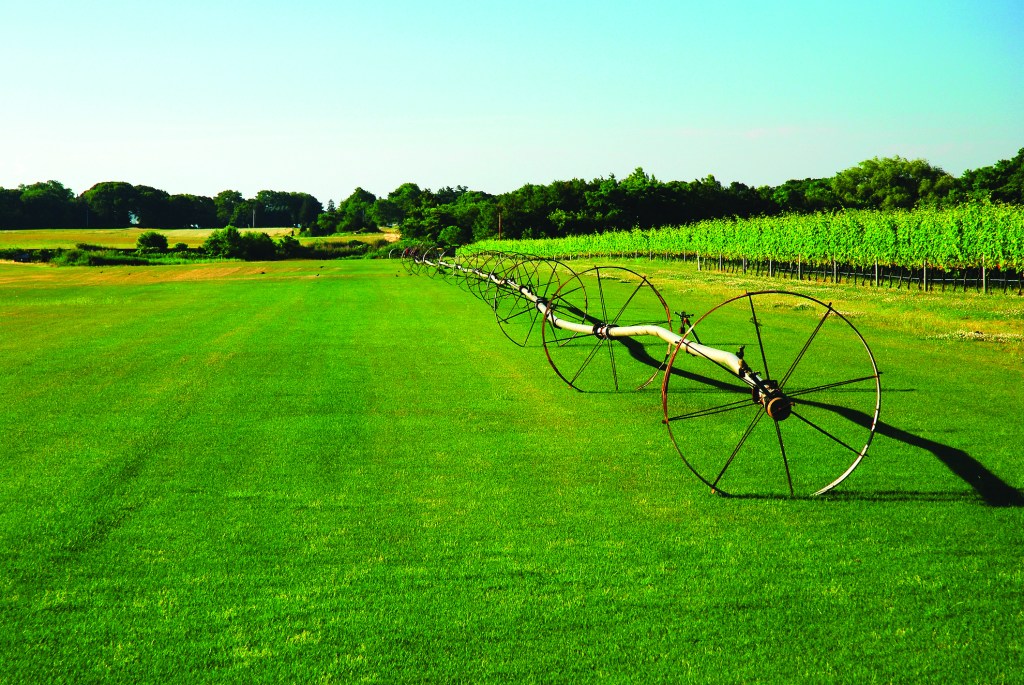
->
2, 0, 1022, 205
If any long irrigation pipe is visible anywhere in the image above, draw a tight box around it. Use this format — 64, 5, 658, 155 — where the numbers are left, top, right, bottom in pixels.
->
426, 253, 789, 415
404, 248, 881, 498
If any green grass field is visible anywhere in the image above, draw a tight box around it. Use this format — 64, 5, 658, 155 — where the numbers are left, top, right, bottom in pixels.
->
1, 258, 1021, 682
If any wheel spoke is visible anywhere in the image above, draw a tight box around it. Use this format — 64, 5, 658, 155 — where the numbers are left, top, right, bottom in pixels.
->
555, 330, 592, 348
786, 374, 879, 398
608, 338, 619, 390
774, 420, 794, 497
790, 408, 863, 456
596, 268, 610, 324
570, 338, 607, 386
712, 407, 766, 490
666, 396, 754, 421
610, 280, 646, 326
780, 304, 832, 389
523, 307, 540, 343
748, 294, 771, 378
557, 283, 587, 300
497, 304, 534, 324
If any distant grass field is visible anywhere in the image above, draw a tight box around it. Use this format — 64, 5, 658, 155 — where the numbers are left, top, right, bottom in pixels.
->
0, 227, 400, 251
1, 258, 1021, 682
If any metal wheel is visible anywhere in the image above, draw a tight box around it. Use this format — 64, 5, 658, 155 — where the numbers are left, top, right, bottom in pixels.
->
478, 252, 521, 306
422, 247, 448, 279
494, 257, 578, 347
661, 291, 881, 497
400, 246, 419, 274
542, 266, 672, 392
462, 251, 498, 301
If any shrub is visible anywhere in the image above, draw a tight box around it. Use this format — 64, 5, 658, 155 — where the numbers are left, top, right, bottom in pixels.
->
203, 227, 244, 257
136, 231, 168, 252
276, 234, 304, 259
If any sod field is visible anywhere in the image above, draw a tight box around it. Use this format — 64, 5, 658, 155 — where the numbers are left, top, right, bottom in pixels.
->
1, 258, 1021, 682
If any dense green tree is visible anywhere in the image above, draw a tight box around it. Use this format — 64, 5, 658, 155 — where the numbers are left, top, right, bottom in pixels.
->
255, 190, 293, 227
168, 194, 217, 228
276, 233, 303, 258
387, 182, 426, 217
133, 185, 172, 227
960, 148, 1024, 204
239, 231, 278, 260
136, 230, 168, 251
0, 188, 25, 228
229, 200, 258, 228
17, 181, 77, 228
319, 187, 377, 234
771, 178, 839, 213
202, 227, 244, 257
82, 182, 137, 227
214, 190, 244, 227
296, 193, 323, 228
831, 156, 956, 209
370, 198, 401, 226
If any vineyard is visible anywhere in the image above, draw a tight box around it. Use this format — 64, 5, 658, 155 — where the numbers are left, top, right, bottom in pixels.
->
471, 203, 1024, 292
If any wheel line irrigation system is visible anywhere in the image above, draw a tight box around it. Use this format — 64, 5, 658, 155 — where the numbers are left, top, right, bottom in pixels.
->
395, 247, 882, 499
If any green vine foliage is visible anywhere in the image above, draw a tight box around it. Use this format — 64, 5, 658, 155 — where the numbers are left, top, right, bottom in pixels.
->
470, 203, 1024, 271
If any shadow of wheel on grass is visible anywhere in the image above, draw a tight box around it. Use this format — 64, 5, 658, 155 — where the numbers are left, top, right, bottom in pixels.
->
521, 328, 1023, 506
658, 362, 1023, 507
782, 398, 1024, 508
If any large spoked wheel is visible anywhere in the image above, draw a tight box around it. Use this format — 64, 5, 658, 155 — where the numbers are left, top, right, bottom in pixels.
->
422, 247, 448, 279
542, 266, 672, 392
477, 252, 519, 306
661, 291, 881, 498
464, 251, 501, 301
494, 257, 578, 347
400, 246, 420, 274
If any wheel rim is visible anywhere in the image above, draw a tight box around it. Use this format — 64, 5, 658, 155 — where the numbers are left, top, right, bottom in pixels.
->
542, 266, 671, 392
495, 257, 578, 347
662, 291, 880, 497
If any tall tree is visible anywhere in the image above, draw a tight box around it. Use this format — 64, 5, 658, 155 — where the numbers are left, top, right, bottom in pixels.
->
168, 194, 217, 228
831, 156, 956, 209
214, 190, 244, 227
0, 188, 25, 229
133, 185, 172, 228
81, 182, 137, 227
18, 181, 77, 228
960, 148, 1024, 204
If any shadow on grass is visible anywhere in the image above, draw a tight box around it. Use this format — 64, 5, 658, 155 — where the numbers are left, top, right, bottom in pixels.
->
799, 398, 1024, 508
519, 324, 1022, 507
620, 339, 1023, 507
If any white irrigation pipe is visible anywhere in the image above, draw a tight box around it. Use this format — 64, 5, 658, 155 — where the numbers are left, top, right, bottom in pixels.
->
431, 256, 759, 388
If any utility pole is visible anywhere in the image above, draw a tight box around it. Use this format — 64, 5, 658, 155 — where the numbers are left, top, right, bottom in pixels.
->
498, 211, 502, 240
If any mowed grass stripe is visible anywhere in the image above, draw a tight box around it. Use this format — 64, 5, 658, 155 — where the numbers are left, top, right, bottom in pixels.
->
1, 260, 1022, 682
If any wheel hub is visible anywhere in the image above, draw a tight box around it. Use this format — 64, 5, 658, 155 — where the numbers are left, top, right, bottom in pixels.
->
765, 394, 793, 421
752, 379, 793, 421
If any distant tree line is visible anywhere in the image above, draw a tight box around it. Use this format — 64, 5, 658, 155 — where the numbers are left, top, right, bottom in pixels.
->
0, 182, 322, 231
3, 149, 1022, 248
315, 148, 1024, 247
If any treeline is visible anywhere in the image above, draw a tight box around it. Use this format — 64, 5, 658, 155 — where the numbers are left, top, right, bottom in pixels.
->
3, 149, 1022, 243
0, 182, 322, 230
316, 149, 1024, 246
